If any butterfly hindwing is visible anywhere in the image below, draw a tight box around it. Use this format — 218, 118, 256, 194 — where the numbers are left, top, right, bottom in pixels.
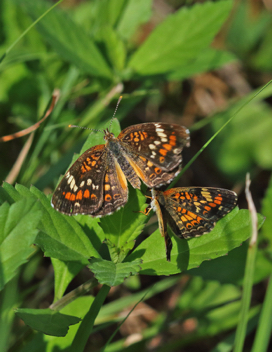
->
164, 187, 238, 238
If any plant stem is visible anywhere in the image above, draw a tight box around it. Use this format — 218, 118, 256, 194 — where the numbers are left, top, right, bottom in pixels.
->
50, 278, 98, 311
70, 285, 111, 352
251, 274, 272, 352
233, 174, 258, 352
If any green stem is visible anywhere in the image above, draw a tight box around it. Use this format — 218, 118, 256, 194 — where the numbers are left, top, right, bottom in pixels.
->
50, 278, 98, 311
70, 285, 111, 352
234, 174, 258, 352
233, 245, 257, 352
251, 274, 272, 352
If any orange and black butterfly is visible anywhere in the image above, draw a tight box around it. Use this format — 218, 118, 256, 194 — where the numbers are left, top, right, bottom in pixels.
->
51, 123, 190, 217
146, 187, 238, 261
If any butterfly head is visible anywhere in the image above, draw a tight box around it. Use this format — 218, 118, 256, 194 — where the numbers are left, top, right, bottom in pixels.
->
103, 128, 115, 142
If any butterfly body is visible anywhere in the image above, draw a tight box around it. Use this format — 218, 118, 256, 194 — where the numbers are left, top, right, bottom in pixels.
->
51, 123, 190, 217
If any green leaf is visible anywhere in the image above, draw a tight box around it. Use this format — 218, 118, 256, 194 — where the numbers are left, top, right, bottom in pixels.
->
0, 198, 41, 290
167, 48, 237, 80
1, 183, 99, 262
99, 185, 147, 248
128, 1, 233, 75
14, 0, 112, 79
52, 258, 84, 302
88, 258, 142, 286
95, 26, 126, 71
15, 308, 81, 337
0, 182, 21, 204
30, 186, 99, 262
104, 238, 135, 263
127, 208, 264, 275
116, 0, 153, 40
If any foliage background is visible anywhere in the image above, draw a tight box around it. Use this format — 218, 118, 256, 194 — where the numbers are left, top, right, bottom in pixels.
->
0, 0, 272, 351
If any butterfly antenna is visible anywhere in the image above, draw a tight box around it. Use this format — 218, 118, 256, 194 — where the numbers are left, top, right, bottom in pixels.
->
109, 95, 122, 131
68, 125, 103, 134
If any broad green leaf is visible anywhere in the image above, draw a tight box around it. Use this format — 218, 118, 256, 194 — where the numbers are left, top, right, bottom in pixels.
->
127, 208, 264, 275
104, 238, 135, 263
86, 0, 126, 35
30, 186, 99, 262
15, 308, 81, 337
0, 186, 16, 205
0, 182, 21, 203
117, 0, 153, 40
1, 183, 99, 262
168, 48, 237, 80
128, 1, 233, 75
13, 0, 112, 79
88, 258, 142, 286
99, 185, 147, 248
0, 198, 41, 290
95, 26, 126, 71
18, 296, 95, 352
52, 258, 84, 302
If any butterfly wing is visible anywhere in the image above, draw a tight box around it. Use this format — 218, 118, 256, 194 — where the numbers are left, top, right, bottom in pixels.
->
51, 145, 108, 215
90, 155, 128, 217
163, 187, 238, 238
117, 123, 190, 188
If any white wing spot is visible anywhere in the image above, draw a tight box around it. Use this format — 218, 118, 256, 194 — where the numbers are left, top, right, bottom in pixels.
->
154, 140, 161, 145
87, 179, 92, 186
149, 144, 156, 150
80, 181, 85, 187
67, 175, 74, 184
70, 178, 75, 190
73, 184, 78, 192
157, 132, 167, 138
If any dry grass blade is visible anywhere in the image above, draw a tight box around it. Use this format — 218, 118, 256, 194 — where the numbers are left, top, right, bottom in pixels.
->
4, 89, 60, 184
0, 89, 60, 142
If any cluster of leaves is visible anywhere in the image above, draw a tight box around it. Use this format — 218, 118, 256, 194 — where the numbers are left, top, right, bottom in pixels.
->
1, 0, 272, 351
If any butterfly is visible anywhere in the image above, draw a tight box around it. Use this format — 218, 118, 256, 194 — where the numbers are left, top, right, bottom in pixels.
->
145, 187, 238, 261
51, 123, 190, 217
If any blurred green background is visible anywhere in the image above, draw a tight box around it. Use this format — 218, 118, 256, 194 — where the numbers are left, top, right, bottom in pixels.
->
1, 0, 272, 351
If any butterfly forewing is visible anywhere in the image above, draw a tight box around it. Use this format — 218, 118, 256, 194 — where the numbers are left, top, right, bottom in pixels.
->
118, 123, 190, 171
51, 145, 107, 215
